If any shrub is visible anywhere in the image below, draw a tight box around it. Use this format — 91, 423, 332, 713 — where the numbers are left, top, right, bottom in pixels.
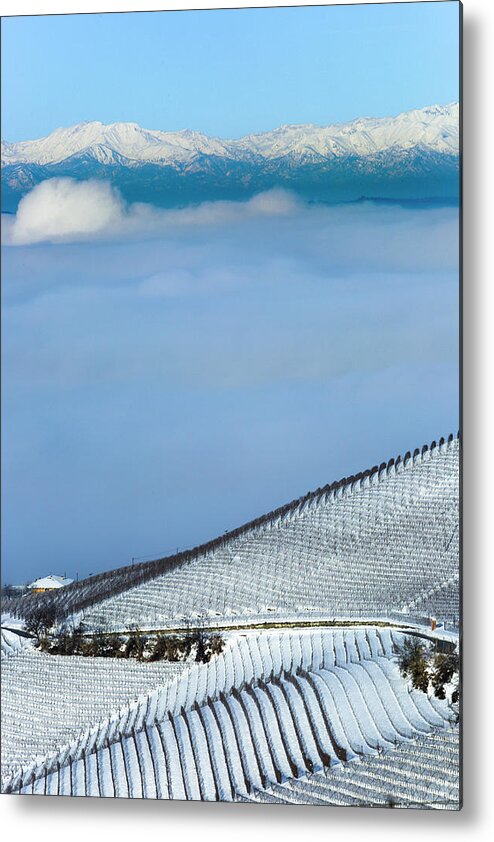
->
398, 636, 425, 675
431, 652, 460, 700
53, 631, 75, 655
397, 636, 430, 693
194, 630, 209, 663
192, 630, 225, 663
398, 636, 460, 700
123, 629, 145, 659
148, 635, 168, 662
208, 634, 225, 658
37, 624, 226, 664
148, 631, 225, 663
74, 632, 119, 658
148, 634, 185, 662
409, 653, 430, 693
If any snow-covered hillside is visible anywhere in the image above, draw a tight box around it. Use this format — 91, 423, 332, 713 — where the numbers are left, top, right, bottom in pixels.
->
2, 104, 459, 167
242, 726, 460, 809
1, 647, 189, 783
4, 435, 460, 633
2, 433, 460, 807
3, 627, 458, 806
80, 437, 459, 633
1, 628, 33, 660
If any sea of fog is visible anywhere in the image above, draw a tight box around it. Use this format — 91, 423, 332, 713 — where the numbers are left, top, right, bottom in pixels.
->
1, 181, 459, 583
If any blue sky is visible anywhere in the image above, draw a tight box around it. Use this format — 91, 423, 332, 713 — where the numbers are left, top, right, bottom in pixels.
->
2, 2, 460, 141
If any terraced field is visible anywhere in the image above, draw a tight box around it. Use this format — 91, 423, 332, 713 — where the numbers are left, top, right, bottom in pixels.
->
3, 627, 458, 807
2, 436, 460, 807
241, 726, 460, 809
1, 646, 189, 783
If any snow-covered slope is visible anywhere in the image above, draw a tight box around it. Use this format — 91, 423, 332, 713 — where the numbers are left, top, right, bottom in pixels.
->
1, 123, 230, 167
1, 647, 189, 782
4, 435, 459, 633
241, 725, 460, 809
3, 627, 458, 807
2, 104, 459, 168
1, 628, 34, 660
81, 436, 459, 632
236, 104, 459, 161
2, 430, 460, 806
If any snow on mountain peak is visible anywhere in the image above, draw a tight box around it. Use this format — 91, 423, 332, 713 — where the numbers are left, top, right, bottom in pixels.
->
2, 103, 459, 168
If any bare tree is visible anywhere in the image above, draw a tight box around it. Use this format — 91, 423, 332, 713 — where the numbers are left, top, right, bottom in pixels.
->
24, 606, 57, 643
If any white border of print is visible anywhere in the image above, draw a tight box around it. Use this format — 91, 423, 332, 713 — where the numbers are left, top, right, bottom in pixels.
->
1, 1, 493, 839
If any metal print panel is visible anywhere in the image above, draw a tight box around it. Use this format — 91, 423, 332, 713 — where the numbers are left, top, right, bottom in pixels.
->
1, 1, 461, 809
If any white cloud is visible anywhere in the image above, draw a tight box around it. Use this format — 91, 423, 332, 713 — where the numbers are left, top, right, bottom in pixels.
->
3, 178, 300, 245
8, 178, 126, 245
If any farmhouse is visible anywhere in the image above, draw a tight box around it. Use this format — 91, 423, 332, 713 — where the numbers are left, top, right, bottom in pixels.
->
27, 575, 73, 594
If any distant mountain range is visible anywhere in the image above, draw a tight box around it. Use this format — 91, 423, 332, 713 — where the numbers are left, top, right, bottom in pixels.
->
1, 103, 460, 211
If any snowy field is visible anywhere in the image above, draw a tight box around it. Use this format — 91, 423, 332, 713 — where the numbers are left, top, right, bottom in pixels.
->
2, 440, 460, 806
3, 626, 458, 808
240, 725, 460, 809
1, 627, 34, 660
1, 645, 189, 784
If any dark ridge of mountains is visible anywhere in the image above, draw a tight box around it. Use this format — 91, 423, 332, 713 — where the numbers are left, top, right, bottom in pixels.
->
1, 151, 459, 213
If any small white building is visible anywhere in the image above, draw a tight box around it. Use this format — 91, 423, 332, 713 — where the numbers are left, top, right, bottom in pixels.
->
27, 575, 74, 593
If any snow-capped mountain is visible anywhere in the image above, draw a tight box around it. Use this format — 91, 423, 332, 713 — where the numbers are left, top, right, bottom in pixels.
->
1, 123, 232, 167
1, 104, 460, 211
2, 103, 459, 167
